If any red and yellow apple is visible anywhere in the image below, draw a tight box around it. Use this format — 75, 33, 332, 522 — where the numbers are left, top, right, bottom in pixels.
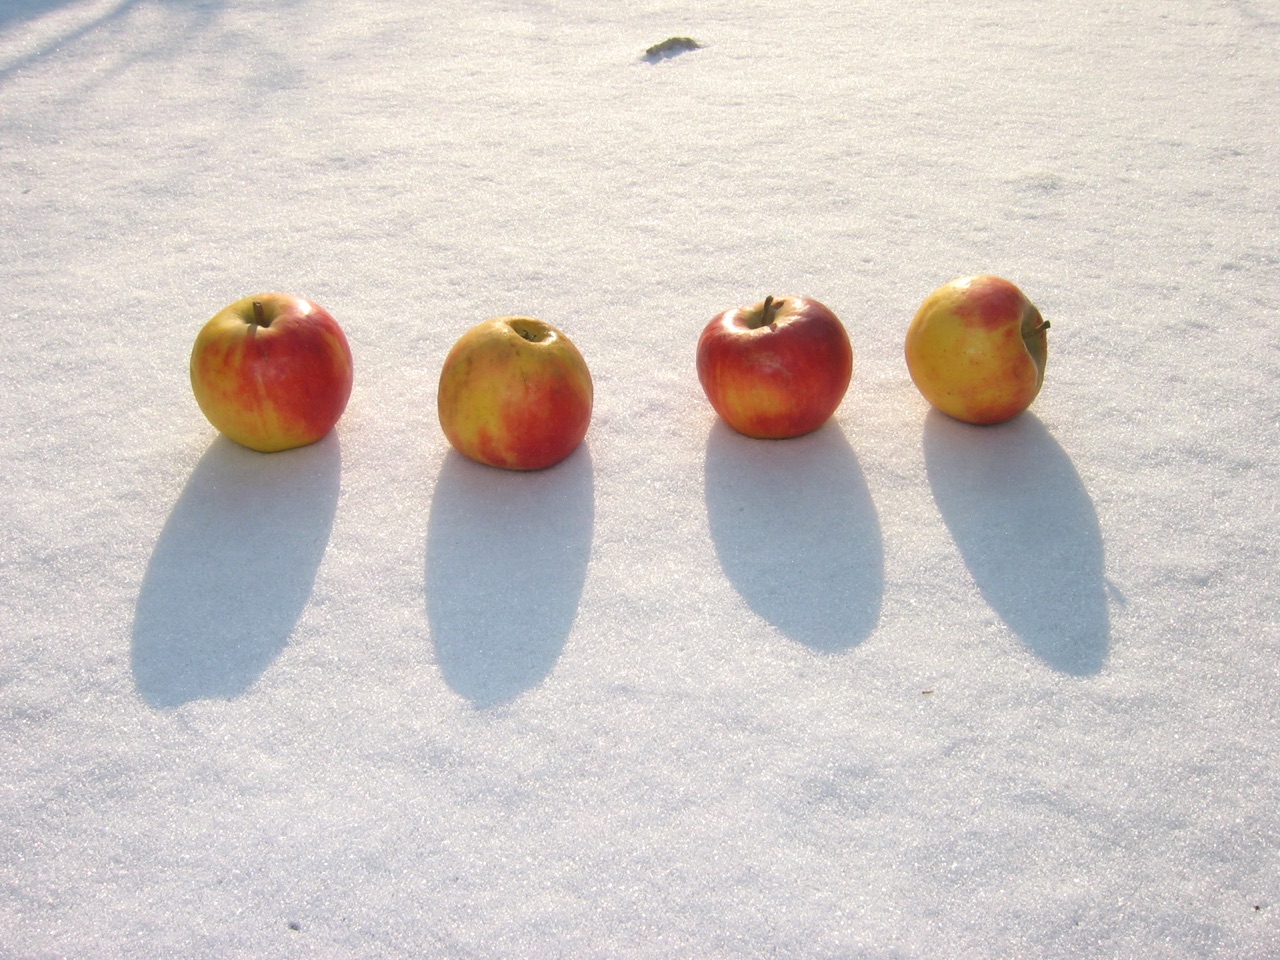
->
437, 316, 592, 471
904, 275, 1049, 425
190, 293, 354, 452
696, 295, 853, 439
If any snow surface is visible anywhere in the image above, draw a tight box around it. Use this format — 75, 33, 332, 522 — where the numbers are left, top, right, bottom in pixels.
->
2, 0, 1278, 956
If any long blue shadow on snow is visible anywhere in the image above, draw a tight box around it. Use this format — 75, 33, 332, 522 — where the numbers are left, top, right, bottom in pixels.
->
132, 434, 340, 708
704, 421, 883, 652
0, 0, 226, 89
924, 410, 1109, 675
425, 446, 594, 708
1, 0, 81, 32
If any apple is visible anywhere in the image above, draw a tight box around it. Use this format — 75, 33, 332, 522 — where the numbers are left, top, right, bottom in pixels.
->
904, 275, 1049, 425
190, 293, 353, 453
696, 295, 853, 439
437, 316, 592, 471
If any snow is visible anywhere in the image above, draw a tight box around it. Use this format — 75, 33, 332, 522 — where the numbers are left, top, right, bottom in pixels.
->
2, 0, 1278, 955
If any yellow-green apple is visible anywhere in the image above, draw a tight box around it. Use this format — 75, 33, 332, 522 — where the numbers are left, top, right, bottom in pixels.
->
190, 293, 353, 452
437, 316, 592, 471
696, 295, 853, 439
904, 275, 1049, 425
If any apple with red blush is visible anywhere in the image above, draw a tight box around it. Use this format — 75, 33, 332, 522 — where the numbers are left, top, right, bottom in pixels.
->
904, 275, 1049, 425
437, 316, 593, 471
190, 292, 353, 452
696, 295, 854, 439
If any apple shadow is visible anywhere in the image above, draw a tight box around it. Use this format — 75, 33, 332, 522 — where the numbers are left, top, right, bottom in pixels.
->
425, 447, 594, 708
131, 434, 341, 709
924, 410, 1109, 674
704, 421, 884, 652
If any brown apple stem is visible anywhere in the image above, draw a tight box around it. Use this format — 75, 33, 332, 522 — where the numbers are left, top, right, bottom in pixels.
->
1040, 321, 1051, 331
252, 300, 266, 328
761, 295, 778, 326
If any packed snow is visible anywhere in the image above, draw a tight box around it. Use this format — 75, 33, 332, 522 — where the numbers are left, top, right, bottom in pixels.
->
2, 0, 1277, 956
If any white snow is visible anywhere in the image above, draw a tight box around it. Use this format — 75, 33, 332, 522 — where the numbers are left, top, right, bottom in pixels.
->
2, 0, 1278, 956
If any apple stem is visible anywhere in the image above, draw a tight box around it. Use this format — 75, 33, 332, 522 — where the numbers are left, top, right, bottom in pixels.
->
1040, 321, 1051, 331
762, 295, 778, 327
252, 300, 266, 328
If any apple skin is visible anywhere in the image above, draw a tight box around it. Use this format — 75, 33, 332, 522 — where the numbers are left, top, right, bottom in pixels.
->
190, 293, 354, 453
904, 275, 1048, 426
696, 295, 854, 439
437, 316, 593, 471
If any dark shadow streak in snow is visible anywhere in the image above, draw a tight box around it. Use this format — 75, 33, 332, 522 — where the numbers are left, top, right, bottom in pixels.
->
425, 447, 594, 708
0, 0, 78, 32
131, 434, 341, 709
924, 410, 1109, 675
0, 0, 227, 89
704, 421, 884, 653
